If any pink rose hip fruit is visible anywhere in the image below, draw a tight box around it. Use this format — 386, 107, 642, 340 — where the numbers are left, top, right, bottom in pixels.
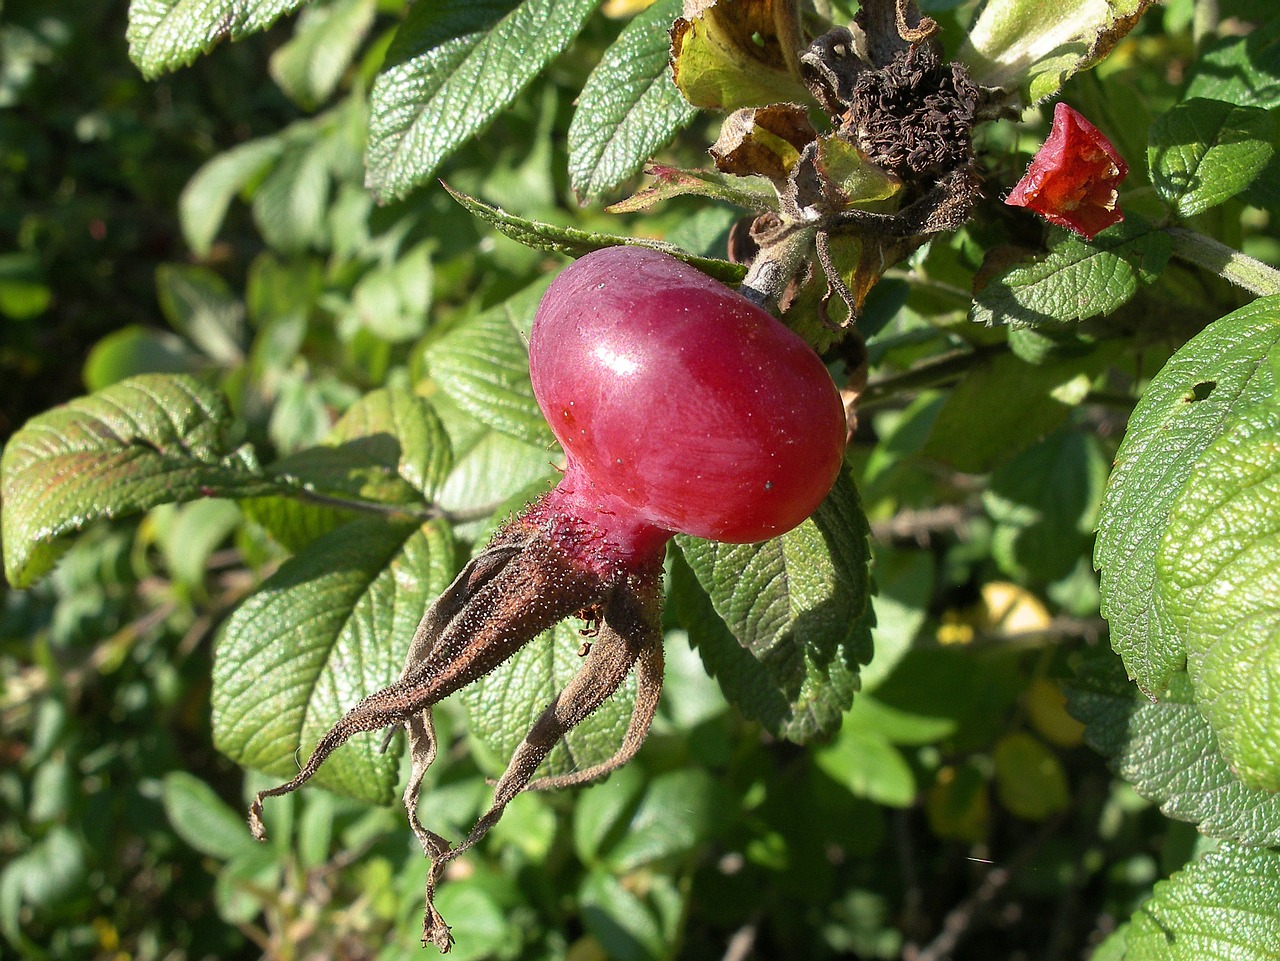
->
530, 245, 847, 545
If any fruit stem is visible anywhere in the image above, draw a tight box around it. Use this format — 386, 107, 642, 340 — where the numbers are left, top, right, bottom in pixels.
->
738, 221, 816, 313
1166, 226, 1280, 298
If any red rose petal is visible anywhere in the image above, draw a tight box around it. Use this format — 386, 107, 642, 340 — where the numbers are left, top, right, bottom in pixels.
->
1006, 102, 1128, 240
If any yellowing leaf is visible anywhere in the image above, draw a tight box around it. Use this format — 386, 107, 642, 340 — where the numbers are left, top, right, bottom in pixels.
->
983, 581, 1053, 634
1026, 677, 1085, 748
670, 0, 810, 111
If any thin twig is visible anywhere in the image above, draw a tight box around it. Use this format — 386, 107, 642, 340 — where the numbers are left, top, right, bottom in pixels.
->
859, 343, 1005, 409
909, 865, 1012, 961
871, 504, 974, 544
291, 488, 509, 526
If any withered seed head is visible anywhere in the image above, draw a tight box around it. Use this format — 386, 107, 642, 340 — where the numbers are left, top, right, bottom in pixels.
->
848, 44, 980, 182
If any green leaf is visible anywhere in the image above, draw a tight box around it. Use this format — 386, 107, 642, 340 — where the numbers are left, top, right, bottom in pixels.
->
365, 0, 599, 202
82, 326, 204, 391
180, 137, 285, 258
126, 0, 309, 78
0, 252, 51, 320
156, 499, 245, 588
326, 388, 453, 501
861, 547, 933, 693
346, 240, 433, 343
604, 164, 776, 214
579, 870, 669, 961
162, 771, 262, 861
956, 0, 1157, 103
992, 732, 1069, 821
970, 221, 1171, 328
250, 388, 452, 551
428, 885, 516, 961
1149, 99, 1275, 218
156, 264, 245, 365
432, 395, 559, 537
424, 282, 554, 448
1122, 843, 1280, 961
672, 467, 873, 742
1184, 18, 1280, 109
921, 348, 1109, 474
1155, 399, 1280, 790
568, 0, 696, 202
983, 429, 1108, 584
669, 0, 811, 111
597, 769, 722, 872
574, 763, 645, 865
212, 519, 455, 804
815, 725, 916, 807
459, 619, 639, 781
1066, 655, 1280, 846
444, 186, 747, 284
251, 133, 332, 254
0, 374, 278, 588
1096, 296, 1280, 693
269, 0, 376, 109
845, 694, 956, 746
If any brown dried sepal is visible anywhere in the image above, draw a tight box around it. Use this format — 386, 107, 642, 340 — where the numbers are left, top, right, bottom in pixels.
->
710, 104, 817, 184
247, 498, 666, 953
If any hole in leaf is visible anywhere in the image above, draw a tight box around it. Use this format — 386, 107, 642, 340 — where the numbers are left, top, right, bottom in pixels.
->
1185, 380, 1216, 402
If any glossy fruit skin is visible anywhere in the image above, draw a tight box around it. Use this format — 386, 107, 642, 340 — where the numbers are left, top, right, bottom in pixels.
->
530, 246, 846, 544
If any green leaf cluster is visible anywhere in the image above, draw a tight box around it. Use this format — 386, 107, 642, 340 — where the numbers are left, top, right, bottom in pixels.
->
7, 1, 1280, 959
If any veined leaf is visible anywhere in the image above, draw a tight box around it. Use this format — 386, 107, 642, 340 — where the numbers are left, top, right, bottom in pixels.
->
1067, 655, 1280, 846
1096, 297, 1280, 693
1149, 99, 1275, 218
1184, 18, 1280, 109
673, 467, 873, 742
568, 0, 696, 202
445, 186, 747, 284
248, 388, 453, 551
423, 281, 555, 448
0, 374, 279, 588
1123, 843, 1280, 961
970, 221, 1170, 328
605, 163, 776, 214
212, 519, 456, 804
460, 619, 638, 780
431, 392, 559, 539
1156, 398, 1280, 790
365, 0, 599, 201
127, 0, 309, 78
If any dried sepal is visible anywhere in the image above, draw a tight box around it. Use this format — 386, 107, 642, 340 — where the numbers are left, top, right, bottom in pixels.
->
1005, 102, 1128, 239
710, 104, 817, 183
418, 578, 663, 947
246, 498, 668, 953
